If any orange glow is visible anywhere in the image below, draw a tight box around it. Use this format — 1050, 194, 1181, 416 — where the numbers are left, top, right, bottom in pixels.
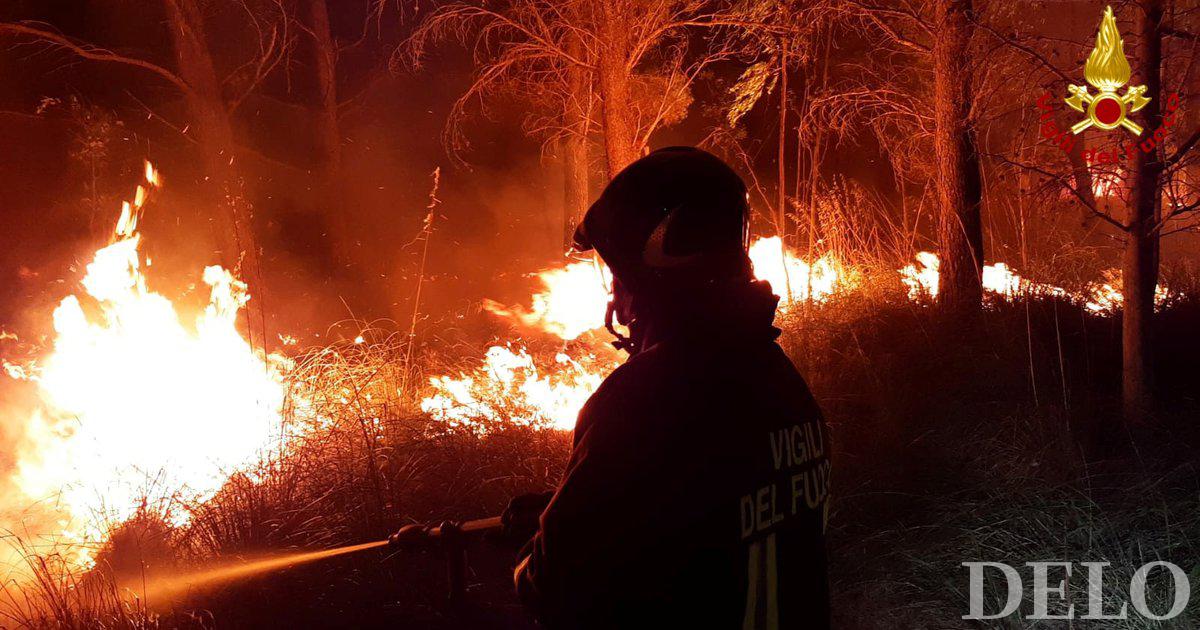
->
747, 236, 849, 305
899, 251, 1064, 299
898, 251, 1170, 312
431, 237, 851, 432
483, 259, 612, 341
484, 237, 847, 342
421, 345, 610, 431
1082, 269, 1170, 313
5, 164, 291, 568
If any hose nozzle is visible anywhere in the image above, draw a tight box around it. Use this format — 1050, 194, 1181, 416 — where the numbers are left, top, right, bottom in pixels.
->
388, 524, 431, 549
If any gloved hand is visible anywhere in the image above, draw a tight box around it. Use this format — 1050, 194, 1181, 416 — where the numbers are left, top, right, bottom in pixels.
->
501, 491, 554, 545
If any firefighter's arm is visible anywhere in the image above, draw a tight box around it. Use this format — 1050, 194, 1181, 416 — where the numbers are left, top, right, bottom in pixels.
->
513, 391, 658, 621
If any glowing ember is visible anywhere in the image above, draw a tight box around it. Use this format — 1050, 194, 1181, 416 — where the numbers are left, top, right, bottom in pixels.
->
4, 164, 290, 567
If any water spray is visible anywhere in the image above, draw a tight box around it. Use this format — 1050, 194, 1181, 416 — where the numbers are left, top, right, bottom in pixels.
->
138, 516, 504, 603
142, 540, 390, 600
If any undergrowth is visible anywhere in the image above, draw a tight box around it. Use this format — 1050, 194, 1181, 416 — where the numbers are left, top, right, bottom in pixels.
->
6, 274, 1200, 628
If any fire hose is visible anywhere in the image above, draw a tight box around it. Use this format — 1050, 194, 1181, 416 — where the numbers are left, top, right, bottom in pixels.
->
155, 498, 544, 603
387, 515, 507, 604
386, 492, 549, 603
140, 497, 546, 604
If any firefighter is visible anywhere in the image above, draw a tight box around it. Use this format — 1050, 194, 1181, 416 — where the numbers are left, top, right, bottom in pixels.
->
505, 146, 832, 629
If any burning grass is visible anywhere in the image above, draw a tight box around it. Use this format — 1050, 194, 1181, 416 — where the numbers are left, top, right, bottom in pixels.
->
4, 167, 1200, 626
5, 274, 1200, 627
1, 325, 572, 626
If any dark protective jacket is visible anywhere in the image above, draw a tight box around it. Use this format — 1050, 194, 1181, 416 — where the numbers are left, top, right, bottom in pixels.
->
516, 281, 831, 629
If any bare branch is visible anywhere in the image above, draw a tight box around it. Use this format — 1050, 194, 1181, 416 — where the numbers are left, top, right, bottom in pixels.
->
225, 0, 294, 112
841, 0, 931, 53
1163, 26, 1200, 42
990, 153, 1129, 232
973, 21, 1072, 83
0, 21, 192, 95
1166, 127, 1200, 166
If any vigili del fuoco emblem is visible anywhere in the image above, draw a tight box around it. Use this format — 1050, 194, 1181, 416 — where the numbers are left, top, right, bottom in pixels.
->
1065, 6, 1149, 135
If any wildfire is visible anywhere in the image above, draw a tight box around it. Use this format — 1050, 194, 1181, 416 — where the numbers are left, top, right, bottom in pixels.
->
899, 251, 1169, 313
482, 259, 612, 341
898, 252, 1059, 300
420, 345, 609, 431
1081, 269, 1171, 313
3, 164, 290, 568
481, 236, 851, 340
747, 237, 848, 305
0, 159, 1176, 573
424, 237, 848, 432
433, 243, 1174, 436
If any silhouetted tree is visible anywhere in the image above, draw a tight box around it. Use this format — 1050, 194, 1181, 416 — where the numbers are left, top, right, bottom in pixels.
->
931, 0, 984, 315
404, 0, 732, 182
982, 1, 1200, 423
0, 0, 291, 272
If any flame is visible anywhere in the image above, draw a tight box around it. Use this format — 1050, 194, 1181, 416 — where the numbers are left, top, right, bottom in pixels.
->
1085, 155, 1122, 198
432, 238, 849, 432
899, 252, 942, 299
483, 260, 612, 341
747, 237, 848, 306
420, 345, 609, 431
1082, 269, 1170, 313
430, 239, 1182, 436
899, 251, 1171, 313
1085, 6, 1131, 91
901, 252, 1059, 299
482, 237, 850, 344
4, 164, 290, 568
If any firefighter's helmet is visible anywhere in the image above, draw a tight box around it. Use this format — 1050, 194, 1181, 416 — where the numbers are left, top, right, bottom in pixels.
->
572, 146, 752, 294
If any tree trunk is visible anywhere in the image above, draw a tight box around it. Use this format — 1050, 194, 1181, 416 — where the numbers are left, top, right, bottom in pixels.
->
1067, 134, 1097, 211
1123, 0, 1164, 422
562, 133, 589, 248
562, 34, 589, 249
303, 0, 349, 265
163, 0, 248, 262
306, 0, 341, 178
164, 0, 264, 348
932, 0, 984, 315
596, 2, 638, 178
777, 41, 788, 240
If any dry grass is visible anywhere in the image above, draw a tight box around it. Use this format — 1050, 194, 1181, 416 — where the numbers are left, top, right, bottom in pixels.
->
0, 535, 214, 629
4, 263, 1200, 627
1, 327, 570, 627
